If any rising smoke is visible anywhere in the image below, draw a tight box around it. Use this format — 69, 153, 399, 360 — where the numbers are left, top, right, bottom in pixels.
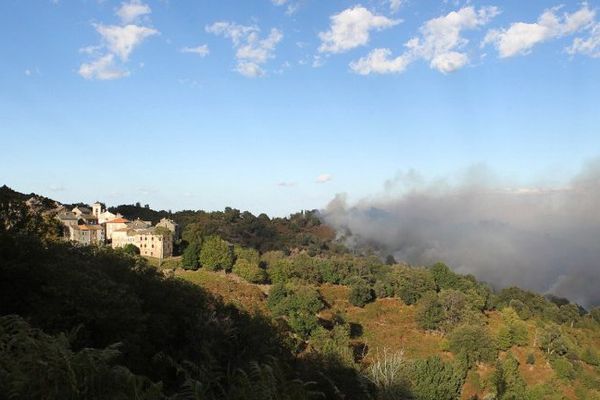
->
322, 161, 600, 308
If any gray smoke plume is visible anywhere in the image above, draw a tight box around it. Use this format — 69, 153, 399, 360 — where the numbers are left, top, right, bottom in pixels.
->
322, 161, 600, 308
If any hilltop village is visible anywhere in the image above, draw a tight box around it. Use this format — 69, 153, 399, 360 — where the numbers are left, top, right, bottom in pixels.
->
54, 201, 178, 258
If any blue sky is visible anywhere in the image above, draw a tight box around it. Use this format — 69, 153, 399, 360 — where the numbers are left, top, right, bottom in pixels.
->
1, 0, 599, 216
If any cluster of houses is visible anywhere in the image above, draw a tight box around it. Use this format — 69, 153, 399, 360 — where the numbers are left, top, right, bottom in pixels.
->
55, 202, 178, 259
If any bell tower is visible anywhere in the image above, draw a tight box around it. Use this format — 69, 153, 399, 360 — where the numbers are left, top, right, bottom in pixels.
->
92, 202, 102, 218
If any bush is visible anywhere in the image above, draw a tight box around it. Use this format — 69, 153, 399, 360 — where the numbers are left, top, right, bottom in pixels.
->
492, 353, 527, 400
582, 347, 600, 366
509, 299, 531, 320
386, 266, 436, 305
374, 278, 395, 298
267, 283, 324, 337
408, 356, 464, 400
309, 325, 355, 367
538, 324, 572, 357
448, 324, 497, 367
415, 292, 444, 331
268, 258, 294, 284
234, 245, 260, 265
551, 357, 576, 381
349, 281, 374, 307
497, 308, 529, 350
199, 235, 234, 271
233, 258, 268, 284
260, 250, 285, 268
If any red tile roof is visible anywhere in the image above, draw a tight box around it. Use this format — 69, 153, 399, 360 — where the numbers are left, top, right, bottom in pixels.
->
106, 217, 130, 224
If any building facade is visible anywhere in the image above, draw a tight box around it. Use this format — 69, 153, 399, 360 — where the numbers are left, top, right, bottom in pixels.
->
105, 217, 130, 240
156, 218, 180, 240
68, 224, 105, 245
112, 227, 173, 258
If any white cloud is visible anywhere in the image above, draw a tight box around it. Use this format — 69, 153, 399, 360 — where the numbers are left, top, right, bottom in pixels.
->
116, 0, 151, 24
24, 69, 32, 76
181, 44, 210, 57
206, 22, 257, 46
78, 0, 157, 80
236, 62, 265, 77
236, 29, 283, 63
319, 6, 399, 53
271, 0, 300, 15
78, 54, 130, 80
407, 6, 499, 72
316, 174, 333, 183
206, 22, 283, 77
350, 48, 410, 74
568, 23, 600, 58
389, 0, 403, 14
484, 4, 595, 58
95, 24, 158, 61
430, 51, 469, 73
351, 6, 498, 75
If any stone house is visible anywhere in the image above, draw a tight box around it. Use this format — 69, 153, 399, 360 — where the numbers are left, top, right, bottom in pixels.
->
105, 217, 130, 240
112, 227, 173, 258
69, 224, 105, 245
156, 218, 180, 240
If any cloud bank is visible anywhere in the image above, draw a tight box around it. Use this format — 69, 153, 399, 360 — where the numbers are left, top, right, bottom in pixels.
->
321, 161, 600, 308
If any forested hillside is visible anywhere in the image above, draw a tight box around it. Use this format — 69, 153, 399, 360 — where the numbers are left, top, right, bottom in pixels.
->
1, 187, 600, 399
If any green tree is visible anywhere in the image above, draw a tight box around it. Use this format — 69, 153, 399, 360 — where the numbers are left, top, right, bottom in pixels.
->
233, 258, 268, 284
497, 308, 529, 350
448, 324, 497, 367
409, 356, 463, 400
234, 245, 260, 265
558, 304, 581, 327
122, 243, 140, 256
389, 266, 436, 305
430, 263, 463, 291
199, 235, 234, 271
182, 241, 201, 270
348, 280, 374, 307
415, 292, 444, 331
509, 299, 531, 320
438, 289, 468, 327
590, 308, 600, 324
269, 258, 294, 284
538, 324, 571, 357
309, 325, 355, 368
492, 353, 527, 400
267, 283, 324, 338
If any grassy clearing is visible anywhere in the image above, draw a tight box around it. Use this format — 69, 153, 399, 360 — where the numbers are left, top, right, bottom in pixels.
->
143, 256, 182, 270
176, 269, 268, 315
319, 284, 446, 361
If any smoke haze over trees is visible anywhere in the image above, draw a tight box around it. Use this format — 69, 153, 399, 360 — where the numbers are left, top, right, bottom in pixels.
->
322, 160, 600, 307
